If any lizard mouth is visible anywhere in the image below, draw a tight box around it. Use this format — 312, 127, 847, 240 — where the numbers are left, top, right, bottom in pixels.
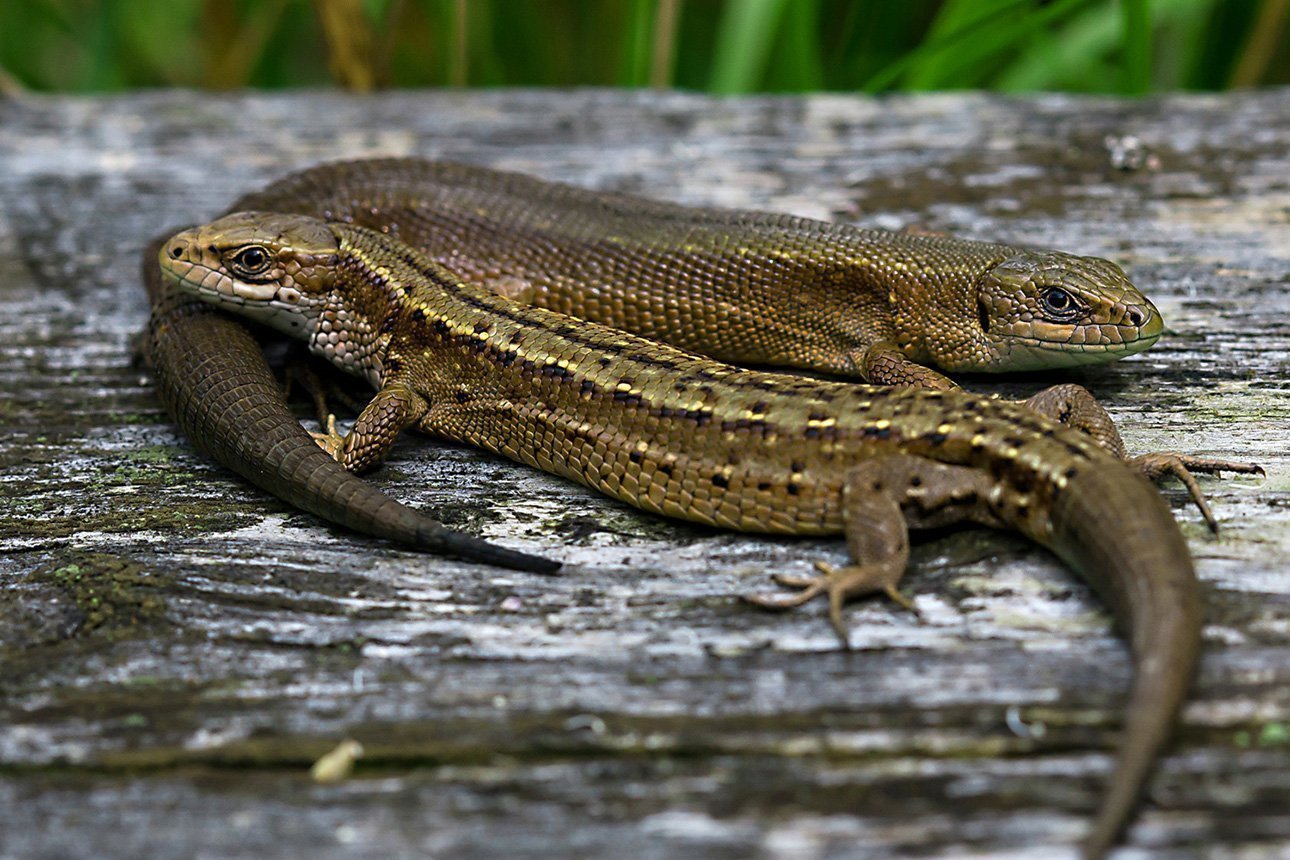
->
161, 256, 303, 305
983, 300, 1165, 370
160, 252, 307, 309
160, 257, 314, 336
993, 324, 1163, 370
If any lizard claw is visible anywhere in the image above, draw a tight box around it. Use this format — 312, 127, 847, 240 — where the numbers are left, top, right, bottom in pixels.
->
767, 571, 828, 590
1127, 453, 1263, 533
309, 414, 347, 463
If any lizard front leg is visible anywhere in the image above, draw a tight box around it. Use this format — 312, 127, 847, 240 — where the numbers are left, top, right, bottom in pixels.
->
314, 379, 429, 473
857, 342, 961, 391
745, 455, 1002, 647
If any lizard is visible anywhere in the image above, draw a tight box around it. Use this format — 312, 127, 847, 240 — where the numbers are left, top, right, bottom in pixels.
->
235, 158, 1164, 388
160, 211, 1219, 859
234, 158, 1258, 526
138, 231, 559, 576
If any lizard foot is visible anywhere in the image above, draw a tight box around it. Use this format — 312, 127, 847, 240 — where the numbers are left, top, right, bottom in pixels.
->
744, 561, 919, 648
1128, 453, 1264, 533
283, 350, 364, 426
309, 414, 347, 463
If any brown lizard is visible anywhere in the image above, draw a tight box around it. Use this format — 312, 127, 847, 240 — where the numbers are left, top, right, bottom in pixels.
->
236, 158, 1163, 387
160, 211, 1221, 858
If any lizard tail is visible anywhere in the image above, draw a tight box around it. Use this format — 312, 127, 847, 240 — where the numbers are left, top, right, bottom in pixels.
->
1049, 462, 1202, 860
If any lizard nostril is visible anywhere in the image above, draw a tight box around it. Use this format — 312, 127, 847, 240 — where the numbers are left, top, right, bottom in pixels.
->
1126, 309, 1144, 327
169, 244, 184, 259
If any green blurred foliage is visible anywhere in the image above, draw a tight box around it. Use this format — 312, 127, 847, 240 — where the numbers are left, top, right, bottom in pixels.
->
0, 0, 1286, 94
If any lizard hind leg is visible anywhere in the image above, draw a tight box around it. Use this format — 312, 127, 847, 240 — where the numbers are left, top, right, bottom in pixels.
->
745, 456, 998, 648
282, 344, 367, 427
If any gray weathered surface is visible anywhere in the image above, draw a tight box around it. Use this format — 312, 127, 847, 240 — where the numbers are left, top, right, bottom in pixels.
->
1, 89, 1287, 858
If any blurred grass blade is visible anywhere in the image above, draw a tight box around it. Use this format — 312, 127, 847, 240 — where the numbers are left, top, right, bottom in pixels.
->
621, 0, 654, 86
650, 0, 681, 88
709, 0, 789, 93
997, 0, 1210, 92
994, 2, 1118, 91
902, 0, 1017, 91
84, 10, 112, 89
1121, 0, 1151, 94
776, 0, 823, 90
0, 63, 24, 94
1230, 0, 1289, 87
862, 0, 1035, 92
862, 0, 1090, 92
202, 0, 290, 90
314, 0, 377, 91
452, 0, 468, 86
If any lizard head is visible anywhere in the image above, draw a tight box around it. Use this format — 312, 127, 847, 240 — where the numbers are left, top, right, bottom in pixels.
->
963, 250, 1164, 372
159, 211, 340, 339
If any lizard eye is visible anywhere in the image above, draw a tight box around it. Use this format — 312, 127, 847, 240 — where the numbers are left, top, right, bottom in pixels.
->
1039, 287, 1081, 320
230, 245, 271, 276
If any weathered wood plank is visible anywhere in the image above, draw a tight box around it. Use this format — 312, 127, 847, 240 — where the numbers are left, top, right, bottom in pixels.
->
1, 89, 1287, 858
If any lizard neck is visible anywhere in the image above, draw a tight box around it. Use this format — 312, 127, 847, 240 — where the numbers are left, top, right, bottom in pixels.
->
867, 237, 1001, 372
308, 240, 412, 387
